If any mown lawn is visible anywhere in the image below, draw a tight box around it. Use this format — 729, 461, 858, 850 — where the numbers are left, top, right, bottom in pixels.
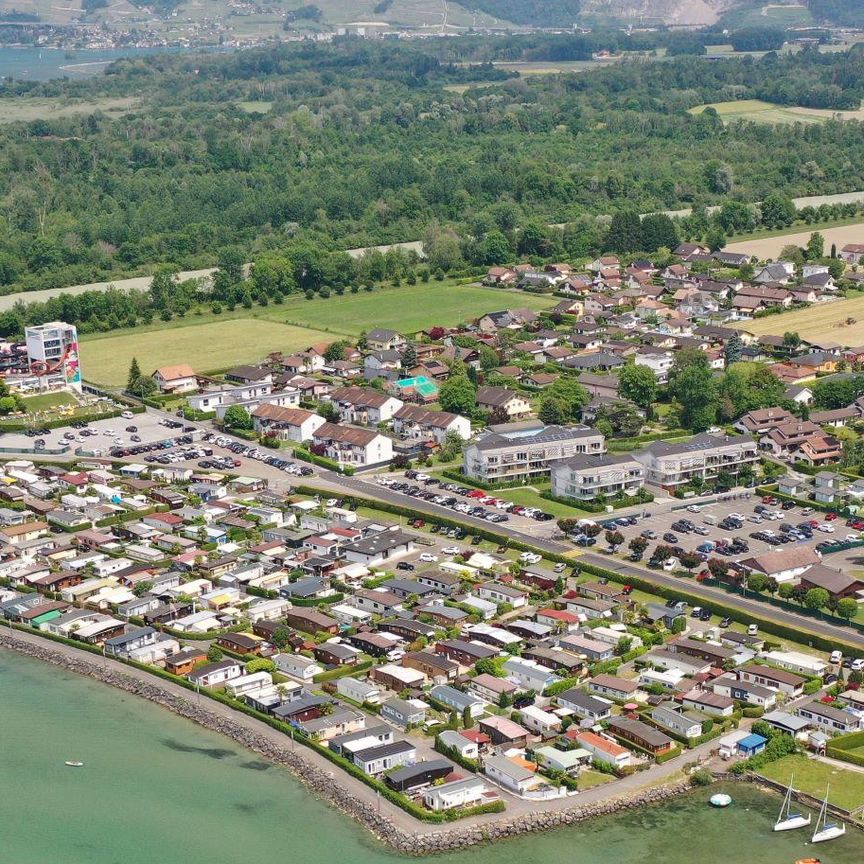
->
20, 391, 78, 412
757, 753, 864, 811
494, 486, 585, 518
577, 769, 615, 790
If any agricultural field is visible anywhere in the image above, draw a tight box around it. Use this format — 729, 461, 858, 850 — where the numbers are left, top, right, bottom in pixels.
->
78, 282, 553, 385
491, 60, 603, 76
690, 99, 864, 126
79, 320, 333, 386
758, 754, 864, 811
0, 96, 138, 125
234, 101, 273, 114
733, 295, 864, 345
725, 221, 864, 260
277, 282, 555, 337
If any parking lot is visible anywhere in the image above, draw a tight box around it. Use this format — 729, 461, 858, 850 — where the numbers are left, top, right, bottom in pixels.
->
6, 411, 178, 454
374, 471, 558, 536
573, 493, 864, 574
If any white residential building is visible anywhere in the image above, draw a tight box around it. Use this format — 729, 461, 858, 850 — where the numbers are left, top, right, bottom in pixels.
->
391, 405, 472, 443
551, 452, 645, 501
633, 433, 758, 488
311, 423, 393, 468
252, 405, 326, 442
463, 421, 605, 484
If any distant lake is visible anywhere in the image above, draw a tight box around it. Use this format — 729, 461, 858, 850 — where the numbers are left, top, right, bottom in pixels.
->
0, 45, 214, 80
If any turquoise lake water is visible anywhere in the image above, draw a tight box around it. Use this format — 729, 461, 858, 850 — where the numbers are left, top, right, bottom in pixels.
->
1, 648, 862, 864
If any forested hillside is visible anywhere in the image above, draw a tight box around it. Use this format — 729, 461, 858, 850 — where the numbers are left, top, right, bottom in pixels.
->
459, 1, 582, 26
807, 0, 864, 25
0, 40, 862, 301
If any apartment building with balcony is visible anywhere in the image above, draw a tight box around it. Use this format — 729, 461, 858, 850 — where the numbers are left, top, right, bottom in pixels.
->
633, 433, 758, 489
462, 421, 605, 484
551, 452, 645, 502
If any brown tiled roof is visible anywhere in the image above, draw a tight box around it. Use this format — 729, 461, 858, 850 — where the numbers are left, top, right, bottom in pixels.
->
314, 422, 379, 446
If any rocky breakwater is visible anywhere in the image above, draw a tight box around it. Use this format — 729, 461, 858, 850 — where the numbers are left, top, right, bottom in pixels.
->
1, 631, 692, 853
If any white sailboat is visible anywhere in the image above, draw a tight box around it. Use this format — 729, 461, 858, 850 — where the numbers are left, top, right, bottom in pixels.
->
811, 786, 845, 843
773, 776, 810, 831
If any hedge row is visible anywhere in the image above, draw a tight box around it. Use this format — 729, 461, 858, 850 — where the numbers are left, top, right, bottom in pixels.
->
434, 739, 482, 774
293, 447, 355, 475
312, 659, 374, 683
288, 592, 345, 608
0, 406, 138, 433
755, 484, 841, 514
826, 730, 864, 767
439, 468, 530, 491
540, 488, 654, 514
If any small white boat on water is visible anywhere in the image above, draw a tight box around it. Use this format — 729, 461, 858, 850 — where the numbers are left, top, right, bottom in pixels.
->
811, 786, 845, 844
64, 761, 84, 767
774, 776, 810, 832
709, 793, 732, 807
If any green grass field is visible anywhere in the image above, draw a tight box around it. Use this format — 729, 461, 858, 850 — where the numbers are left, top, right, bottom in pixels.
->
758, 754, 864, 811
0, 96, 138, 125
690, 99, 864, 125
278, 282, 554, 336
80, 319, 333, 386
79, 282, 553, 385
20, 391, 78, 411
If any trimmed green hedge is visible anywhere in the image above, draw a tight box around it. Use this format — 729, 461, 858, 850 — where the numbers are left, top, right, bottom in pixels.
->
434, 738, 481, 774
293, 447, 355, 475
826, 730, 864, 768
541, 488, 654, 513
755, 484, 841, 514
288, 592, 345, 608
312, 659, 374, 683
439, 468, 529, 491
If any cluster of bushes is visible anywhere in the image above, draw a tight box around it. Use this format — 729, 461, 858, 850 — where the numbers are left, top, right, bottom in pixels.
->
729, 721, 798, 775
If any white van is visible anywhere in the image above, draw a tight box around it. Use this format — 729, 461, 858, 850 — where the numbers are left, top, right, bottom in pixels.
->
703, 514, 718, 526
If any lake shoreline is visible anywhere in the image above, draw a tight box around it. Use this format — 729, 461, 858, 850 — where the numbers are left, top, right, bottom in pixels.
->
0, 629, 696, 854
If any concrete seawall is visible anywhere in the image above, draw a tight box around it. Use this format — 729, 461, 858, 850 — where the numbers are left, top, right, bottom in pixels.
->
1, 631, 691, 853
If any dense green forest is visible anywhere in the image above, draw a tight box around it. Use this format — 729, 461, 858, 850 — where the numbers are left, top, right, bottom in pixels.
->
0, 39, 863, 300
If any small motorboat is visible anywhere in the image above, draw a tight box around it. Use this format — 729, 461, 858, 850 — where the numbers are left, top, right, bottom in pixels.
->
709, 793, 732, 807
795, 859, 820, 864
64, 761, 84, 767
